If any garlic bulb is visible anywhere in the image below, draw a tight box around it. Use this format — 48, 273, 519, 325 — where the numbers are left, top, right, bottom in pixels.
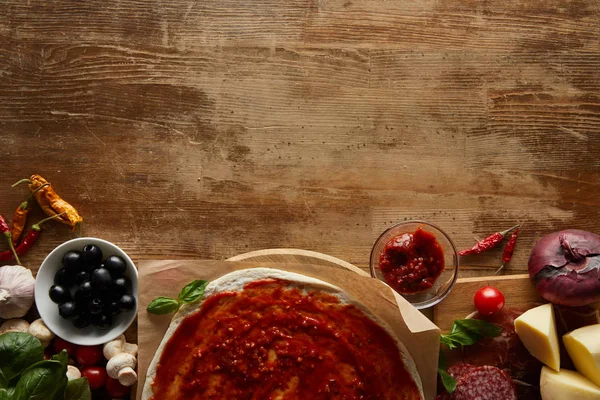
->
0, 265, 35, 319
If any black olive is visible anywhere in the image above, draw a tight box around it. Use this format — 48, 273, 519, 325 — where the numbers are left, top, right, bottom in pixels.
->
49, 285, 71, 304
74, 281, 94, 303
72, 315, 90, 329
81, 245, 103, 266
104, 255, 127, 278
118, 294, 136, 312
62, 251, 81, 272
109, 300, 122, 316
91, 268, 112, 291
113, 277, 131, 296
87, 297, 104, 315
75, 271, 90, 284
92, 314, 112, 330
59, 302, 78, 319
54, 268, 74, 286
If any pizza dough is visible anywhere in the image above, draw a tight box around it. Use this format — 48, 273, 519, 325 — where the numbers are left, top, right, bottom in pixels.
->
142, 268, 424, 399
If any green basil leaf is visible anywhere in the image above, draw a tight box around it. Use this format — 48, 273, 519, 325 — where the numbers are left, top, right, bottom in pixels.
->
15, 360, 67, 400
438, 368, 457, 394
439, 335, 458, 350
147, 297, 180, 315
178, 280, 208, 304
0, 332, 44, 382
65, 378, 91, 400
0, 387, 14, 400
440, 319, 501, 348
454, 319, 502, 338
51, 350, 68, 367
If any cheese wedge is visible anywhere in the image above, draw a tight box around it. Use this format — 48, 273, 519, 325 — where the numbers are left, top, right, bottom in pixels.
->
540, 367, 600, 400
564, 324, 600, 387
514, 303, 560, 371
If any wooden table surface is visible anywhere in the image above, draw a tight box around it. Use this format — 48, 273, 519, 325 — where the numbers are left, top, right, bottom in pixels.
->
1, 0, 599, 278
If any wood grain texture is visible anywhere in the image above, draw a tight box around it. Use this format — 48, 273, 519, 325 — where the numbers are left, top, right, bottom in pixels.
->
0, 0, 599, 281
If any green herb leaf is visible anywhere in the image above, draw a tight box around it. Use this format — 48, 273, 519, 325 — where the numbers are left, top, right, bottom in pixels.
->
51, 350, 68, 367
15, 360, 67, 400
440, 319, 501, 349
0, 333, 44, 382
0, 387, 14, 400
438, 369, 457, 394
147, 297, 180, 315
178, 280, 208, 304
65, 378, 91, 400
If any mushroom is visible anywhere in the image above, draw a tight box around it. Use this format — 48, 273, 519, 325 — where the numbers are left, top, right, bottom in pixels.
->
103, 334, 138, 359
66, 365, 81, 381
106, 353, 137, 387
28, 319, 55, 348
0, 318, 30, 334
117, 366, 138, 386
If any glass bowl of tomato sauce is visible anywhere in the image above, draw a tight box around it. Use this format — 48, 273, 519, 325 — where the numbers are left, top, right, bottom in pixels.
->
370, 220, 458, 309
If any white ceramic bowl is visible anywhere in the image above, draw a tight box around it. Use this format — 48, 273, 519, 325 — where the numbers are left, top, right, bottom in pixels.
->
35, 237, 138, 346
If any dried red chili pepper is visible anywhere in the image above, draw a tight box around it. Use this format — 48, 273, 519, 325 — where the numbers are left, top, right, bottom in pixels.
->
11, 183, 50, 246
501, 228, 519, 266
0, 215, 20, 264
0, 213, 65, 262
495, 228, 520, 274
458, 225, 519, 256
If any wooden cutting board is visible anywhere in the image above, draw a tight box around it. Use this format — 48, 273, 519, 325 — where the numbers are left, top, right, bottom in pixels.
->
433, 274, 543, 331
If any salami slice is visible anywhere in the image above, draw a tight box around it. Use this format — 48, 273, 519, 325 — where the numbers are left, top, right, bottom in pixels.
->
447, 363, 478, 380
453, 366, 517, 400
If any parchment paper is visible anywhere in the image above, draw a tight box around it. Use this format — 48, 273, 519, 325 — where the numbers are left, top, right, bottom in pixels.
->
136, 260, 440, 400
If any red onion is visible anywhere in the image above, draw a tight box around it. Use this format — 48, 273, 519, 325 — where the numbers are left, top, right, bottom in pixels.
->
528, 229, 600, 306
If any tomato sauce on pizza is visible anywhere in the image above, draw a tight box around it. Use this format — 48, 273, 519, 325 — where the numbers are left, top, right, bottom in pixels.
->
150, 279, 421, 399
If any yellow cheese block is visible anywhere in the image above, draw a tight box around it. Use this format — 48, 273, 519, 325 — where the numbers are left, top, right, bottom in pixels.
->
540, 367, 600, 400
514, 303, 560, 371
564, 324, 600, 387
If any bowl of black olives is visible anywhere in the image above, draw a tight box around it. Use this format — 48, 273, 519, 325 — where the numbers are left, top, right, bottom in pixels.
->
35, 238, 138, 346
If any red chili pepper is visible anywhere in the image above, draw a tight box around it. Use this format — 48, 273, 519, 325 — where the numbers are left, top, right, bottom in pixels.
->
459, 225, 519, 256
0, 215, 20, 264
501, 228, 519, 266
0, 213, 65, 261
11, 183, 50, 246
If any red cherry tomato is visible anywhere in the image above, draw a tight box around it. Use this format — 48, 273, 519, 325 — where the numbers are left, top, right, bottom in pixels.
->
81, 366, 107, 391
43, 347, 54, 360
76, 345, 103, 366
106, 377, 130, 398
474, 286, 505, 316
53, 337, 78, 356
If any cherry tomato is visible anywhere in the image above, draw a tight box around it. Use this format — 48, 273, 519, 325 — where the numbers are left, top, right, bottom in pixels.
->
76, 345, 103, 366
81, 366, 107, 391
474, 286, 505, 316
43, 347, 54, 360
106, 377, 130, 398
53, 337, 78, 356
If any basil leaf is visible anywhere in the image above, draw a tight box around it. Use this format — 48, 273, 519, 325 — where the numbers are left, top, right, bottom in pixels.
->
440, 319, 501, 348
438, 369, 457, 394
51, 350, 68, 366
65, 378, 91, 400
15, 360, 67, 400
0, 333, 44, 382
0, 387, 14, 400
178, 280, 208, 304
439, 335, 458, 350
147, 297, 180, 315
454, 319, 502, 338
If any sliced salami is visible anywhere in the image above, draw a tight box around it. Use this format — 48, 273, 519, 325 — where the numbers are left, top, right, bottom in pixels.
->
453, 366, 517, 400
447, 363, 479, 380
